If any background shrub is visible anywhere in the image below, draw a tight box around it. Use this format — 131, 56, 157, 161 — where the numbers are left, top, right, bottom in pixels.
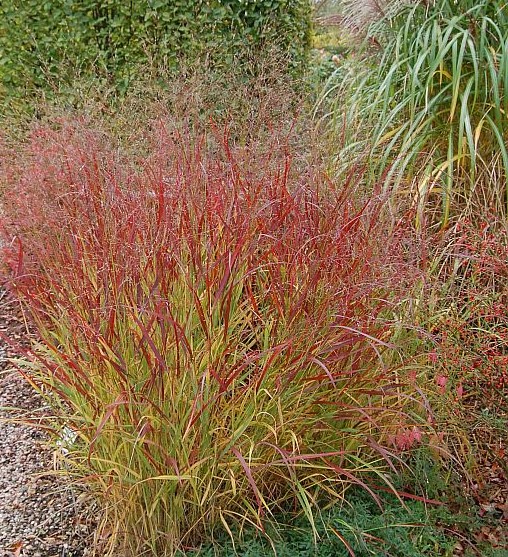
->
0, 0, 312, 100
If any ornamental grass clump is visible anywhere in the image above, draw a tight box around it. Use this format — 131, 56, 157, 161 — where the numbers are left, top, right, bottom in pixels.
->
321, 0, 508, 226
2, 117, 428, 556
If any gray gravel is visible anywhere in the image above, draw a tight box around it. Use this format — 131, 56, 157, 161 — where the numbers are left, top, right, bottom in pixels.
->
0, 291, 93, 557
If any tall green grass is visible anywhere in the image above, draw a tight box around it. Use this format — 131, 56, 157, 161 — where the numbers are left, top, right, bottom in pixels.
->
319, 0, 508, 226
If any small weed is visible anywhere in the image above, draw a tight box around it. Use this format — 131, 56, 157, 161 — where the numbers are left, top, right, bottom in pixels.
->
187, 485, 507, 557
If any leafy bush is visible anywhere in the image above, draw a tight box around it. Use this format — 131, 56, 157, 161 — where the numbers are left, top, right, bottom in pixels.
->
0, 0, 312, 99
411, 214, 508, 480
429, 216, 508, 402
2, 117, 430, 556
320, 0, 508, 225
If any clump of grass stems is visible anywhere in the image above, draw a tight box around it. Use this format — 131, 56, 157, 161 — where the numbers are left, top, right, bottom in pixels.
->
2, 115, 432, 556
318, 0, 508, 227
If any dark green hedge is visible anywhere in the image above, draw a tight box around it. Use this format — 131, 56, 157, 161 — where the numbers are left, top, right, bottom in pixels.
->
0, 0, 312, 96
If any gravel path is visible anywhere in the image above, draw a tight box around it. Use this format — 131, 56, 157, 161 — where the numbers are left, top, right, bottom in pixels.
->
0, 290, 92, 557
